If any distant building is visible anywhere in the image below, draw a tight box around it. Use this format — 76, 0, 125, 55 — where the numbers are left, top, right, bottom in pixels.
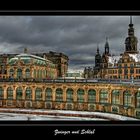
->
0, 49, 69, 79
84, 17, 140, 80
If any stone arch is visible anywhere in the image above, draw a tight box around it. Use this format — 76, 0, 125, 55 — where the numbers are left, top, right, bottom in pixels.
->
25, 87, 32, 100
35, 87, 42, 100
77, 88, 85, 103
25, 68, 30, 78
66, 88, 74, 102
45, 88, 52, 101
17, 68, 22, 79
16, 87, 23, 100
112, 89, 120, 105
123, 90, 131, 107
88, 89, 96, 103
136, 91, 140, 108
55, 88, 63, 102
7, 87, 13, 100
0, 87, 4, 99
99, 89, 108, 103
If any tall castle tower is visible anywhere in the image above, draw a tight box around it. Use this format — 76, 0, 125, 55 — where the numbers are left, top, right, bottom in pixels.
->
125, 16, 138, 54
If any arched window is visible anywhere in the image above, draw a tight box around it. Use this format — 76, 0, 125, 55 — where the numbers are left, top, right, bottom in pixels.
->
100, 89, 108, 103
35, 88, 42, 100
66, 88, 73, 102
124, 90, 131, 107
16, 87, 22, 100
56, 88, 63, 102
45, 88, 52, 101
0, 87, 4, 99
26, 87, 32, 100
136, 92, 140, 108
112, 90, 120, 105
7, 87, 13, 99
17, 69, 22, 79
25, 69, 30, 78
88, 89, 96, 103
9, 69, 14, 77
77, 89, 84, 103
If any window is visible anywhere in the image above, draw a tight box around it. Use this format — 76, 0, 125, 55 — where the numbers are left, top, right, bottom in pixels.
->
26, 87, 32, 100
17, 69, 22, 79
16, 87, 22, 100
56, 88, 63, 102
45, 88, 52, 101
88, 89, 96, 103
136, 92, 140, 108
66, 88, 73, 102
112, 90, 120, 105
77, 89, 84, 103
100, 89, 108, 103
25, 69, 30, 78
35, 88, 42, 100
124, 90, 131, 107
7, 87, 13, 99
0, 87, 4, 99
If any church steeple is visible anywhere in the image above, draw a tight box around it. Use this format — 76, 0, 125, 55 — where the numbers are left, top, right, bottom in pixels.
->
95, 44, 101, 68
96, 44, 99, 54
105, 37, 110, 55
125, 16, 138, 54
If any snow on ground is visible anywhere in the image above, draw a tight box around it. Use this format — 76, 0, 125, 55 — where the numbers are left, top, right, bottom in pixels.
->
0, 108, 139, 120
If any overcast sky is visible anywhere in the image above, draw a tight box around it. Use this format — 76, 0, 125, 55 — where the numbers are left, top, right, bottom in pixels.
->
0, 16, 140, 72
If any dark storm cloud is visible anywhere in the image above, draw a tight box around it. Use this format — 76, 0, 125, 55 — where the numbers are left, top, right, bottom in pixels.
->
0, 16, 139, 71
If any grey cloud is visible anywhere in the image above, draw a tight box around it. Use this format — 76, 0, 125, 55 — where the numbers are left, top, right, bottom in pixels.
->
0, 16, 139, 71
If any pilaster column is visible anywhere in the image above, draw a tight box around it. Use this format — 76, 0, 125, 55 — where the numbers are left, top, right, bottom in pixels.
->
4, 86, 7, 99
63, 86, 67, 102
120, 90, 124, 105
52, 87, 56, 102
13, 86, 16, 100
42, 87, 46, 101
22, 86, 26, 100
96, 89, 100, 103
32, 86, 35, 101
73, 89, 77, 102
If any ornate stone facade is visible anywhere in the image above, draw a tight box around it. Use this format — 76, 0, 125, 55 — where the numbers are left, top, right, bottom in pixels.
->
0, 81, 140, 118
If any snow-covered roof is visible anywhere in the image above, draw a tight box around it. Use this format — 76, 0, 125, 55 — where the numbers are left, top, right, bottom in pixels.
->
108, 56, 121, 65
129, 54, 140, 62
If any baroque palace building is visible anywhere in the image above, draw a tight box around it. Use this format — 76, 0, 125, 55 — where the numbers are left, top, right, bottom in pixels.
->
84, 17, 140, 80
0, 49, 69, 79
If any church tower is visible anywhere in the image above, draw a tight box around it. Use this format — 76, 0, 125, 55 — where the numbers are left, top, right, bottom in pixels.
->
95, 45, 101, 68
105, 37, 110, 55
125, 16, 138, 54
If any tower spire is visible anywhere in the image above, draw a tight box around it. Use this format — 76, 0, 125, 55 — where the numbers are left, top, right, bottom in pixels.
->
130, 16, 132, 25
97, 44, 99, 53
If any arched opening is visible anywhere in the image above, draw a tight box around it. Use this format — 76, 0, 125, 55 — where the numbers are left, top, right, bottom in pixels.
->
112, 90, 120, 105
16, 87, 22, 100
25, 69, 30, 78
35, 88, 42, 100
7, 87, 13, 100
45, 88, 52, 101
25, 87, 32, 100
88, 89, 96, 103
124, 90, 131, 107
0, 87, 4, 99
56, 88, 63, 102
100, 89, 108, 103
66, 88, 73, 102
136, 91, 140, 108
17, 68, 22, 79
77, 89, 84, 103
